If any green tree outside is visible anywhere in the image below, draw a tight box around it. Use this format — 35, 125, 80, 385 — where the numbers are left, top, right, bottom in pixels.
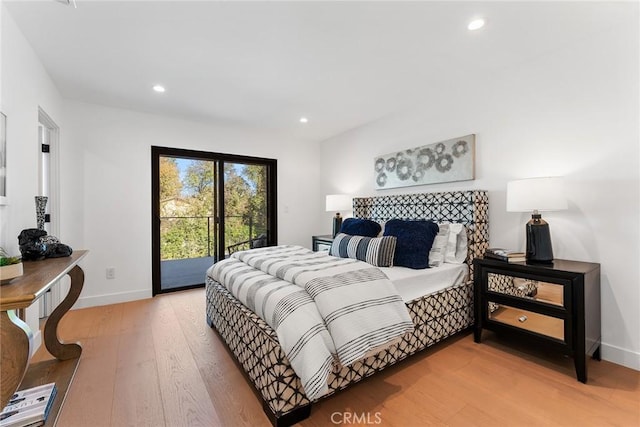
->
160, 158, 267, 260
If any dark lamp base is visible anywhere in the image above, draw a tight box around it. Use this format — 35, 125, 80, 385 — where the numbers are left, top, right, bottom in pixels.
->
525, 215, 554, 263
527, 258, 554, 265
332, 214, 343, 237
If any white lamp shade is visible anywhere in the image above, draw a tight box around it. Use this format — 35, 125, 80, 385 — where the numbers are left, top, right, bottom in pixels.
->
325, 194, 351, 212
506, 177, 568, 212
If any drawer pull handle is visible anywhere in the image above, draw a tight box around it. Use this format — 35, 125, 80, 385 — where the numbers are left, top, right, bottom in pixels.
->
518, 315, 528, 323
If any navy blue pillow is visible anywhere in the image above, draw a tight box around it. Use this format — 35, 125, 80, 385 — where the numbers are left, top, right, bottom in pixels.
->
383, 219, 439, 269
339, 218, 381, 238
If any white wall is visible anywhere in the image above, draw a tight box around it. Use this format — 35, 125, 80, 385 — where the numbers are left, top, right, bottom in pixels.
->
319, 20, 640, 370
0, 0, 3, 119
2, 2, 322, 339
62, 101, 322, 307
1, 7, 66, 253
0, 6, 67, 345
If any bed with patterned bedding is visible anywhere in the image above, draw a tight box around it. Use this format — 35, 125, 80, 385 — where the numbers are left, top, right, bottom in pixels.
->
205, 190, 489, 426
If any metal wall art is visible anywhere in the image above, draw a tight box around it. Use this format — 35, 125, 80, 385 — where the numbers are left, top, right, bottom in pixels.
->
374, 134, 475, 190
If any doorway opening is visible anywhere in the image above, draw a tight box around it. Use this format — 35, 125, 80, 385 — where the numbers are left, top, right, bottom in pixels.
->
151, 147, 277, 295
38, 108, 61, 317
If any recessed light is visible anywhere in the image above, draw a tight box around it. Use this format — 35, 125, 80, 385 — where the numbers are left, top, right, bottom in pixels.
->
468, 18, 485, 31
299, 117, 309, 124
153, 85, 166, 93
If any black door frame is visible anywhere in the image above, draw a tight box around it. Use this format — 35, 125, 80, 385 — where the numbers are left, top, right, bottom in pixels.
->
151, 146, 277, 296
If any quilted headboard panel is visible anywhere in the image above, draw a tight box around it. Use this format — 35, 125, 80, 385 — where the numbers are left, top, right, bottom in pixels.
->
353, 190, 489, 277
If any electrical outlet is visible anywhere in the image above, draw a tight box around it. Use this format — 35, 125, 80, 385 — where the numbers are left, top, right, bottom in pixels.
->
106, 267, 116, 279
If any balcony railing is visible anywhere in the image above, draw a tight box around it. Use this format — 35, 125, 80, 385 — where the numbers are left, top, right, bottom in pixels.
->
160, 214, 265, 260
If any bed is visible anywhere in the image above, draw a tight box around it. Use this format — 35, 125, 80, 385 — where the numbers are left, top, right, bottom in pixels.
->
205, 190, 489, 426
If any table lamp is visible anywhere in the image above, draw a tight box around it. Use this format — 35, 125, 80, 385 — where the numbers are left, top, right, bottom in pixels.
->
506, 177, 568, 263
325, 194, 351, 237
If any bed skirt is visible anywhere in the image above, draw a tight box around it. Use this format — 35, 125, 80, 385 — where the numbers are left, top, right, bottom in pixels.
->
205, 275, 474, 426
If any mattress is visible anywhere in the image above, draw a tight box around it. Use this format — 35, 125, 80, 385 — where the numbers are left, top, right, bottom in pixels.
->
380, 263, 469, 302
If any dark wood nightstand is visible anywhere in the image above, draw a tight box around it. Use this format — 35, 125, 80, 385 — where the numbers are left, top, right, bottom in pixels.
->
312, 235, 334, 252
473, 257, 601, 383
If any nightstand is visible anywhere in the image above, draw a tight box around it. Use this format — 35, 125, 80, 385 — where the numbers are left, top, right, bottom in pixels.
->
312, 235, 334, 252
473, 257, 601, 383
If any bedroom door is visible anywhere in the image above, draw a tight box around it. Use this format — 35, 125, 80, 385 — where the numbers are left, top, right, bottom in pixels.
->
151, 147, 277, 295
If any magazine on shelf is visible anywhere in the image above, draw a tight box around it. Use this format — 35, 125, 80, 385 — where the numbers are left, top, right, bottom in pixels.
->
0, 383, 57, 427
484, 248, 526, 262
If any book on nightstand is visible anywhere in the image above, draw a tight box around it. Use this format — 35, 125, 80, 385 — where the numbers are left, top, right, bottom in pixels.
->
484, 248, 526, 263
0, 383, 57, 427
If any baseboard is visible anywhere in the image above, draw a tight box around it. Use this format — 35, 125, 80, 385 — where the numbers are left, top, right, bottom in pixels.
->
73, 289, 152, 309
601, 342, 640, 371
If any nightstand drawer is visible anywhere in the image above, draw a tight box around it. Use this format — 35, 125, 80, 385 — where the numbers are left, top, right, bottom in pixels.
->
489, 304, 564, 341
315, 242, 332, 252
312, 235, 334, 252
487, 272, 565, 307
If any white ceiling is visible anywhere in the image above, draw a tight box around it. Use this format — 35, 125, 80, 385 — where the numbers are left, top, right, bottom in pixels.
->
4, 0, 634, 142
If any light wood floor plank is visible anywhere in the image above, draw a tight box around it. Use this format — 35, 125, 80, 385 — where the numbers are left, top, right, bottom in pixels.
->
55, 335, 119, 427
111, 330, 165, 427
166, 289, 267, 426
117, 298, 159, 335
30, 288, 639, 427
150, 296, 223, 427
59, 302, 124, 340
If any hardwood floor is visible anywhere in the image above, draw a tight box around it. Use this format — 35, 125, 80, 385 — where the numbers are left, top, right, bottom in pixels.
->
31, 289, 639, 426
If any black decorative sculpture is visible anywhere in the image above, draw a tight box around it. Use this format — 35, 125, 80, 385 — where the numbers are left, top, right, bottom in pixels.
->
18, 228, 72, 261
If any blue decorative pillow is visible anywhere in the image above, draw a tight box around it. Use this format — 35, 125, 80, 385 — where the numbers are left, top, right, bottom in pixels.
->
383, 219, 439, 269
339, 218, 381, 238
329, 233, 396, 267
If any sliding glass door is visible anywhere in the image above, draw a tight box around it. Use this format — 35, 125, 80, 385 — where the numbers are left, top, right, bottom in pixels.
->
223, 162, 270, 254
158, 157, 217, 291
152, 147, 277, 295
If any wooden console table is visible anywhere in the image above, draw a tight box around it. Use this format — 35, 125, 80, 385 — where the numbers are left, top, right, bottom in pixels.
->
0, 250, 87, 425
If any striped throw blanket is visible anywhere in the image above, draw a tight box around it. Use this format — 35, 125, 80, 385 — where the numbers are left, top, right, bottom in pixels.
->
208, 245, 414, 400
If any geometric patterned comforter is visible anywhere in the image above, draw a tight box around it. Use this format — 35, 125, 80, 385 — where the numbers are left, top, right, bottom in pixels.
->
208, 245, 414, 400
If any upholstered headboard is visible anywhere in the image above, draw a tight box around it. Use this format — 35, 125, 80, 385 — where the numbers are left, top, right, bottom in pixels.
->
353, 190, 489, 277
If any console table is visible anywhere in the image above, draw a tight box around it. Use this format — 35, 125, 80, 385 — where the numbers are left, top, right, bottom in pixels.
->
0, 250, 87, 424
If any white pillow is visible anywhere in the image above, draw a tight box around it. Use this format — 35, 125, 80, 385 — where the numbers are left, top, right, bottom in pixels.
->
444, 223, 467, 264
428, 223, 449, 267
